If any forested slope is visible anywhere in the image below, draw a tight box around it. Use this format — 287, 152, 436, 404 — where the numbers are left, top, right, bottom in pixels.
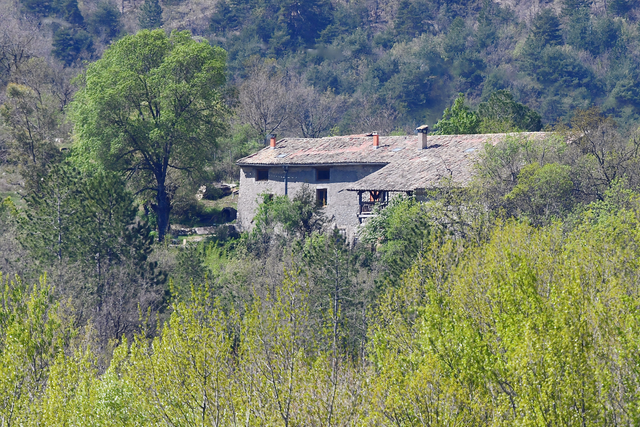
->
1, 0, 640, 136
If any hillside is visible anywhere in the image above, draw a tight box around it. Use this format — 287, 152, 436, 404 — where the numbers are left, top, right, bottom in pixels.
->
0, 0, 639, 139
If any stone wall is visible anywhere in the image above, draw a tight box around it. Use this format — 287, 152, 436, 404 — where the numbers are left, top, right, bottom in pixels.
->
237, 164, 383, 232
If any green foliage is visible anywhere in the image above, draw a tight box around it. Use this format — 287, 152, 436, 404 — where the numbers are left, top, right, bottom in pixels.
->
138, 0, 163, 30
71, 29, 228, 241
529, 8, 563, 47
87, 2, 123, 42
608, 0, 633, 15
19, 0, 53, 16
369, 210, 640, 424
252, 185, 326, 241
21, 164, 84, 263
0, 80, 63, 189
434, 93, 480, 134
211, 0, 332, 50
360, 195, 431, 285
561, 0, 592, 17
394, 0, 424, 41
505, 162, 573, 223
52, 27, 94, 66
0, 274, 75, 425
53, 0, 84, 25
478, 90, 543, 132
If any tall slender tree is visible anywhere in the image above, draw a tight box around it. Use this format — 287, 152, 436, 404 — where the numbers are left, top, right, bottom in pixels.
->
138, 0, 163, 30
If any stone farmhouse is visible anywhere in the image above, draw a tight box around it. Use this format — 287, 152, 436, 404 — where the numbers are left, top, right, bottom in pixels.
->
236, 130, 547, 233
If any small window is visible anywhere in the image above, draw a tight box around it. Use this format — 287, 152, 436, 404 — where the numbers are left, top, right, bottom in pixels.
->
316, 189, 327, 207
316, 168, 330, 181
256, 169, 269, 181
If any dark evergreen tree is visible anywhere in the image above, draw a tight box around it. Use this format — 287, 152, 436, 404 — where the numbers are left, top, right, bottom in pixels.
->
139, 0, 163, 30
53, 0, 84, 25
52, 27, 94, 66
88, 2, 122, 42
442, 17, 471, 59
19, 0, 53, 16
594, 17, 621, 53
530, 8, 563, 47
275, 0, 331, 47
210, 0, 248, 32
608, 0, 632, 16
561, 0, 592, 17
394, 0, 423, 41
566, 10, 593, 52
476, 0, 497, 49
21, 164, 85, 264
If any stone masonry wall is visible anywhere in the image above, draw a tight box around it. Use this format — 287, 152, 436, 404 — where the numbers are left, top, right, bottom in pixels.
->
237, 164, 383, 232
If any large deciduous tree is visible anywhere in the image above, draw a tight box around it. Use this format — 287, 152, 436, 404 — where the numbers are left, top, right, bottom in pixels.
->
71, 29, 228, 241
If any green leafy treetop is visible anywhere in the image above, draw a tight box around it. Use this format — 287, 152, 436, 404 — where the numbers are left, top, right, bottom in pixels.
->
71, 29, 229, 241
435, 91, 543, 135
139, 0, 163, 30
477, 90, 542, 132
434, 93, 480, 135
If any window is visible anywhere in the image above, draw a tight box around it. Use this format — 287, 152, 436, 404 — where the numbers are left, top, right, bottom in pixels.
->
256, 169, 268, 181
316, 189, 327, 207
316, 168, 330, 181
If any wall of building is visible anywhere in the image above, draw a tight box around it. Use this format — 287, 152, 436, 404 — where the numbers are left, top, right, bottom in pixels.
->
237, 164, 383, 232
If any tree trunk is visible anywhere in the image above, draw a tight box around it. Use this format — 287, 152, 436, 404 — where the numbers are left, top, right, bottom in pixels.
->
155, 183, 171, 242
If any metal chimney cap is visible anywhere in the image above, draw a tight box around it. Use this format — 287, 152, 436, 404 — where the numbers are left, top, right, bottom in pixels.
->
416, 125, 429, 134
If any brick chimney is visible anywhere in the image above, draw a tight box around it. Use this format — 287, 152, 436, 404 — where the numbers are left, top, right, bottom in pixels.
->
269, 134, 277, 149
373, 132, 379, 149
416, 125, 428, 149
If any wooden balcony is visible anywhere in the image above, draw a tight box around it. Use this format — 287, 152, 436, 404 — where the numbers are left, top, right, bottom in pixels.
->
358, 200, 388, 218
357, 190, 389, 222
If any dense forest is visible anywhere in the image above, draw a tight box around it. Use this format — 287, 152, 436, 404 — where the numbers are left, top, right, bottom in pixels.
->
1, 0, 640, 424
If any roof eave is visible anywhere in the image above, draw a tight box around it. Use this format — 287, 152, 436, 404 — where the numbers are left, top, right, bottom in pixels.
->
237, 161, 389, 167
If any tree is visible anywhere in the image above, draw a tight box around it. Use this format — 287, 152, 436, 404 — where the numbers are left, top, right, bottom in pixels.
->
608, 0, 632, 16
529, 8, 562, 47
434, 93, 480, 135
88, 2, 123, 43
138, 0, 163, 30
0, 16, 44, 87
0, 274, 75, 426
53, 0, 84, 25
21, 164, 84, 263
477, 90, 542, 132
288, 83, 345, 138
504, 162, 574, 224
52, 27, 94, 66
0, 81, 63, 189
71, 29, 228, 241
238, 60, 294, 141
20, 0, 53, 16
561, 0, 592, 17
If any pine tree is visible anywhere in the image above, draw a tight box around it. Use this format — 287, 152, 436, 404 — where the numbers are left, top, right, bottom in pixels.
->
54, 0, 84, 25
608, 0, 632, 16
139, 0, 163, 30
561, 0, 592, 17
530, 8, 563, 47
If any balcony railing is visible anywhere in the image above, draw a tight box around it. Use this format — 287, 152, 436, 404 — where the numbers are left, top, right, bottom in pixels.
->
358, 200, 388, 218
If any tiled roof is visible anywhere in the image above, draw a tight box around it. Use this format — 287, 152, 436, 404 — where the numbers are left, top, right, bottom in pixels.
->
237, 132, 551, 191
